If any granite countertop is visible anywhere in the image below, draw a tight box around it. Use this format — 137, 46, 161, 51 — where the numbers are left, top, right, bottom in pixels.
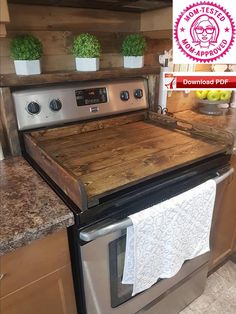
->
0, 157, 74, 255
175, 109, 236, 155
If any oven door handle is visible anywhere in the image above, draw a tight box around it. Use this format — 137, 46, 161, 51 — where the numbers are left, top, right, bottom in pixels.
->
80, 167, 234, 242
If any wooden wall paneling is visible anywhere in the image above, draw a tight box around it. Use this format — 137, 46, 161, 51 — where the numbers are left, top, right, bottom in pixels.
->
0, 87, 21, 156
0, 109, 8, 157
144, 37, 172, 67
0, 23, 7, 37
195, 64, 212, 72
167, 92, 197, 113
0, 0, 10, 23
0, 4, 140, 73
140, 7, 172, 32
7, 4, 140, 32
147, 74, 160, 112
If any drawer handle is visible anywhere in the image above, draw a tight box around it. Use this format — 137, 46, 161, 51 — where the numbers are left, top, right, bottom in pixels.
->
0, 273, 5, 281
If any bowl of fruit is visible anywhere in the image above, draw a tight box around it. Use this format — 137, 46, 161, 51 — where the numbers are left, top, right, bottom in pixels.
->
195, 90, 232, 115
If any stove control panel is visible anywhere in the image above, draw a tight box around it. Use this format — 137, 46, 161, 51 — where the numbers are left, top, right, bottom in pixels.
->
13, 79, 148, 130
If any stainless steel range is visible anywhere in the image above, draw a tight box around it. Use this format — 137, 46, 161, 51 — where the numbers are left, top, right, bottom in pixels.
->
13, 78, 234, 314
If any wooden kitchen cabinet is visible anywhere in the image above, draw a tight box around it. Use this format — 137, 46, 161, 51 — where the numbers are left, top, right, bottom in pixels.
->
0, 265, 76, 314
0, 0, 10, 37
0, 230, 77, 314
209, 156, 236, 271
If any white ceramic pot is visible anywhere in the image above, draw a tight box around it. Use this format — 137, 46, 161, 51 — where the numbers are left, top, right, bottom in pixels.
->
123, 56, 144, 69
75, 57, 99, 71
14, 60, 41, 75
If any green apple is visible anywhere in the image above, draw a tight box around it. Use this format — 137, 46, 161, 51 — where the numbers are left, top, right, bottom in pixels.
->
195, 90, 208, 99
207, 90, 221, 101
220, 90, 232, 101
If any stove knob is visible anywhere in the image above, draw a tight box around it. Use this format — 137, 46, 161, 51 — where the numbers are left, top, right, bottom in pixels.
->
120, 91, 129, 101
49, 99, 62, 111
134, 89, 143, 99
27, 102, 40, 115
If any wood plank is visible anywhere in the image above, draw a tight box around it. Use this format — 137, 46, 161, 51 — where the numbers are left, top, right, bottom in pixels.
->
31, 111, 147, 141
24, 132, 88, 209
0, 31, 129, 57
0, 66, 160, 87
25, 112, 230, 208
81, 139, 225, 199
148, 111, 234, 153
0, 53, 124, 74
0, 87, 21, 156
0, 23, 7, 37
7, 4, 140, 32
7, 0, 172, 12
167, 91, 197, 113
41, 124, 173, 165
40, 123, 155, 154
140, 7, 172, 31
147, 74, 159, 111
63, 133, 200, 176
0, 31, 128, 73
142, 30, 172, 39
0, 112, 8, 157
0, 0, 10, 23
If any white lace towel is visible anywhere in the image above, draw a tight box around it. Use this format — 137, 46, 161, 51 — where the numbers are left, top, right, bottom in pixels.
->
122, 179, 216, 296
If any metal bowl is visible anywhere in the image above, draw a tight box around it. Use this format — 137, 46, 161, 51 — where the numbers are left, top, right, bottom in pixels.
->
197, 99, 230, 116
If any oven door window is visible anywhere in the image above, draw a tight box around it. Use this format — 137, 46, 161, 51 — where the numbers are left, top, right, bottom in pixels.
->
109, 233, 162, 308
109, 234, 133, 308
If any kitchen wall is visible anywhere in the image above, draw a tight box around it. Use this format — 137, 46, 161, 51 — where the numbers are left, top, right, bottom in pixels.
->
0, 4, 140, 74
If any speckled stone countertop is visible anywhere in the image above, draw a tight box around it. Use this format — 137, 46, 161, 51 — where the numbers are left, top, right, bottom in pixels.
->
0, 157, 74, 255
175, 109, 236, 155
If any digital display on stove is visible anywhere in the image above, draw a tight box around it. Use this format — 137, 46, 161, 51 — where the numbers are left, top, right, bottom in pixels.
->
75, 87, 108, 106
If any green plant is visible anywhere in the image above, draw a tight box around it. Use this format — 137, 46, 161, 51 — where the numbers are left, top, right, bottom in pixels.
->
10, 34, 43, 60
72, 33, 101, 58
121, 34, 147, 56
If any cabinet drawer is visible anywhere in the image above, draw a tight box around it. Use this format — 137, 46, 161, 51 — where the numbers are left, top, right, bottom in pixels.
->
0, 230, 70, 297
0, 265, 77, 314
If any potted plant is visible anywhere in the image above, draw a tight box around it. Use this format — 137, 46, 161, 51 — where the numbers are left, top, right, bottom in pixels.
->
121, 34, 147, 68
10, 34, 43, 75
72, 33, 101, 72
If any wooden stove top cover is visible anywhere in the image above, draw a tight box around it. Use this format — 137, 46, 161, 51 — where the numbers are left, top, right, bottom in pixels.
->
24, 111, 227, 209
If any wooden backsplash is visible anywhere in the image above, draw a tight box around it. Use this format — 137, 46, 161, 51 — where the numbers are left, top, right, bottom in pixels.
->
0, 4, 140, 74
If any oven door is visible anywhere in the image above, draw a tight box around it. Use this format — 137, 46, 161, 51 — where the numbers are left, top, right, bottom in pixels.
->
79, 168, 234, 314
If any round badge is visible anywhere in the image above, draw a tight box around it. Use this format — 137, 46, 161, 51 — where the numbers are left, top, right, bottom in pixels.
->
174, 1, 235, 62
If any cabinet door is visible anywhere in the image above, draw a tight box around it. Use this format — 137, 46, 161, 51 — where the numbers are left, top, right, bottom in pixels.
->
0, 230, 71, 298
209, 157, 236, 270
0, 265, 77, 314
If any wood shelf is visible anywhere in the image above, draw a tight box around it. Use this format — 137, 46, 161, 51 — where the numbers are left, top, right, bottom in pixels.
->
0, 66, 160, 87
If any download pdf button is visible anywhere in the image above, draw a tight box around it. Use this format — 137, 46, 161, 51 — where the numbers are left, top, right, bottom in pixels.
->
164, 72, 236, 90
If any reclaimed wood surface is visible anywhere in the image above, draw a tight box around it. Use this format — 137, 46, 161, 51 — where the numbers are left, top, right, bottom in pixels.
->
7, 1, 172, 12
24, 112, 227, 210
0, 3, 140, 74
0, 66, 160, 87
0, 87, 21, 156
